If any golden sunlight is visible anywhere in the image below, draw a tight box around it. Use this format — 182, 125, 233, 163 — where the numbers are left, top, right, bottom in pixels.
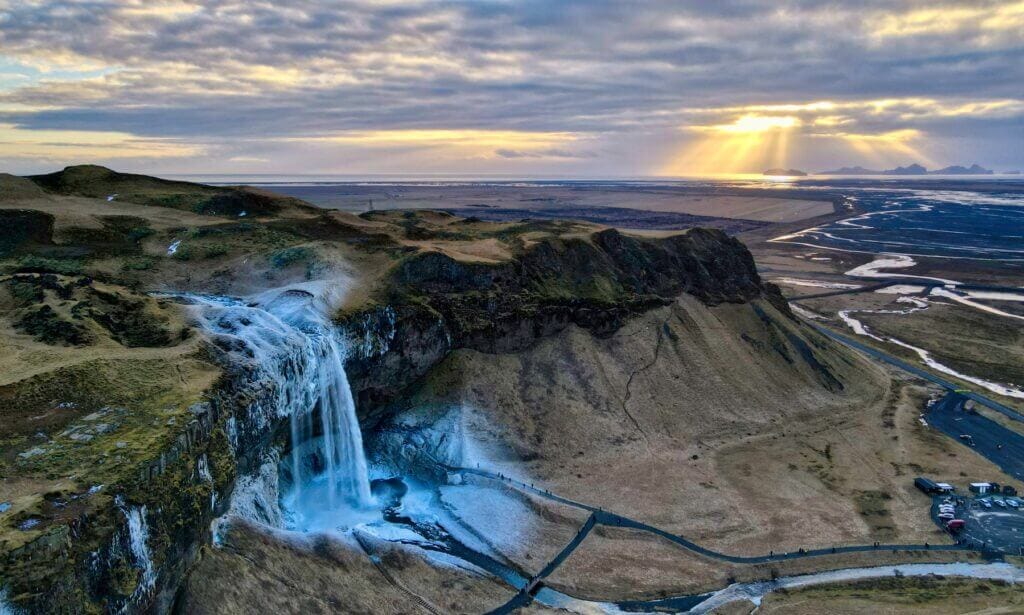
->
701, 114, 801, 134
659, 114, 800, 175
826, 128, 938, 168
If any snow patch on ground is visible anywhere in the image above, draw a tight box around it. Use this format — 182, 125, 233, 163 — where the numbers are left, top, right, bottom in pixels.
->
930, 287, 1024, 322
875, 284, 926, 294
773, 277, 862, 290
439, 484, 534, 560
401, 487, 500, 559
896, 296, 929, 308
837, 298, 1024, 400
845, 254, 958, 285
887, 337, 1024, 399
790, 304, 825, 320
961, 290, 1024, 302
356, 522, 428, 544
837, 310, 880, 340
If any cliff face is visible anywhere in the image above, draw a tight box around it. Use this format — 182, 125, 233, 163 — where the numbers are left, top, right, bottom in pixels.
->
340, 227, 790, 422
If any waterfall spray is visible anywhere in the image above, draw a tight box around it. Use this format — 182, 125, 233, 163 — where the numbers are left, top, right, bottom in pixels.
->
182, 281, 373, 527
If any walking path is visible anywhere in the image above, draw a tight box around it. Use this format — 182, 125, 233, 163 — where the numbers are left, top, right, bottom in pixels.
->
444, 464, 980, 613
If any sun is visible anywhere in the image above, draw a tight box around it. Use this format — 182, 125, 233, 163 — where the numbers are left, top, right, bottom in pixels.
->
715, 114, 801, 133
659, 114, 801, 176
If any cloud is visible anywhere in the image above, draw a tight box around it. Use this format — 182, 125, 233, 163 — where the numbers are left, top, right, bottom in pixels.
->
869, 1, 1024, 43
0, 1, 1020, 174
494, 147, 593, 159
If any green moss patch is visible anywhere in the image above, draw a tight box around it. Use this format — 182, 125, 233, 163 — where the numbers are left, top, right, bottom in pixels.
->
854, 490, 896, 539
3, 275, 184, 349
14, 305, 94, 346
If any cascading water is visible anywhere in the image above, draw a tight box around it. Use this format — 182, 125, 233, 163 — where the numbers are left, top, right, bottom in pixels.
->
181, 281, 373, 531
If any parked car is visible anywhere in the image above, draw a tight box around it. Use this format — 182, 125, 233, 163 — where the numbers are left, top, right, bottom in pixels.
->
996, 499, 1007, 508
981, 499, 993, 508
946, 519, 966, 531
1007, 499, 1020, 509
938, 512, 955, 520
939, 506, 955, 513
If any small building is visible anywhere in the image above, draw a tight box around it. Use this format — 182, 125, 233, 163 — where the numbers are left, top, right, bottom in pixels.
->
970, 482, 993, 494
935, 482, 955, 494
915, 477, 940, 494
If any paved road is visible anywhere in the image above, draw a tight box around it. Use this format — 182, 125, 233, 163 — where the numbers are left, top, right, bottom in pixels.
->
927, 393, 1024, 483
809, 323, 1024, 424
789, 280, 1024, 301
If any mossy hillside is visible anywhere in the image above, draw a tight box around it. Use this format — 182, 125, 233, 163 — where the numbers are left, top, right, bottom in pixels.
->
0, 209, 156, 280
0, 212, 362, 291
165, 222, 297, 262
361, 209, 586, 246
14, 304, 95, 346
28, 165, 313, 218
1, 412, 235, 613
1, 354, 218, 489
0, 174, 46, 201
0, 269, 222, 612
361, 210, 593, 260
2, 275, 187, 348
0, 210, 55, 259
0, 350, 225, 612
0, 211, 154, 262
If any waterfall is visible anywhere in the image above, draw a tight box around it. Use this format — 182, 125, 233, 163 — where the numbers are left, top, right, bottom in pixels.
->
181, 282, 373, 526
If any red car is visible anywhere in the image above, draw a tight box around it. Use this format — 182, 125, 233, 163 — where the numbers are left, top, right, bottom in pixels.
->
946, 519, 966, 531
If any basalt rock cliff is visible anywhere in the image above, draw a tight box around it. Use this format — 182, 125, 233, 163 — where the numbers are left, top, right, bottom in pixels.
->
339, 227, 790, 422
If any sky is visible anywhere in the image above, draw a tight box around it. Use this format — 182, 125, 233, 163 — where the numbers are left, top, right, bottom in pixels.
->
0, 0, 1022, 177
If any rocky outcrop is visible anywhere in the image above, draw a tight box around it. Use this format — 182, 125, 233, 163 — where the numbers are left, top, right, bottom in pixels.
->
340, 227, 790, 421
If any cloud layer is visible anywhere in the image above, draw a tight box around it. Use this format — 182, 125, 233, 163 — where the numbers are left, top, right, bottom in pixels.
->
0, 0, 1021, 175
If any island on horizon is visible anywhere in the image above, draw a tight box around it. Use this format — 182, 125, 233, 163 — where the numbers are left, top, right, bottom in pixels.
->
818, 163, 994, 176
763, 168, 808, 177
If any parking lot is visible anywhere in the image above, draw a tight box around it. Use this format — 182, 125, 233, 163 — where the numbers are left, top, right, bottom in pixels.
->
933, 495, 1024, 555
